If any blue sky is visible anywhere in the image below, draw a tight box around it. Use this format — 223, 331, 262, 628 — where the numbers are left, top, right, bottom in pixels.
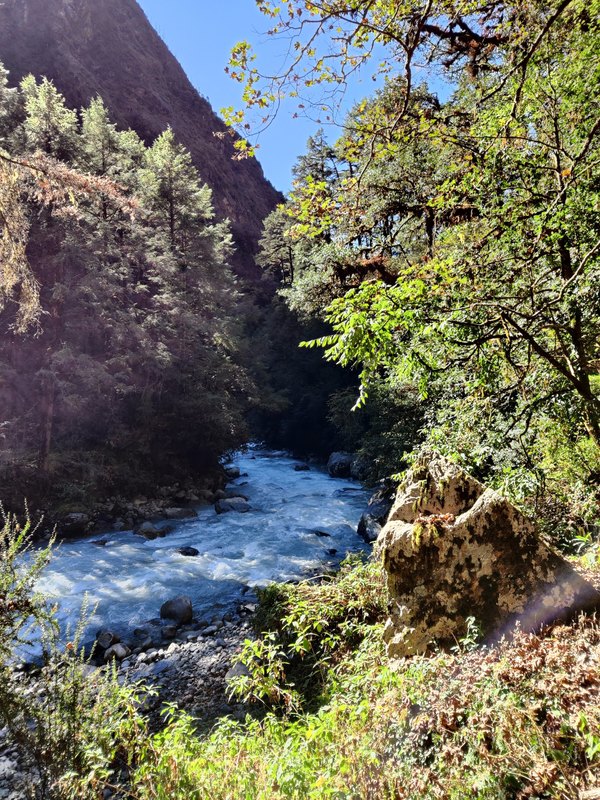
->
137, 1, 386, 193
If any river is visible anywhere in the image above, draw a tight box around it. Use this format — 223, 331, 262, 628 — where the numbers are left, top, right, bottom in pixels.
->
29, 447, 370, 648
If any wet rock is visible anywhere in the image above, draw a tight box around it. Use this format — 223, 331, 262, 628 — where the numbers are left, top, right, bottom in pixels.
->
104, 643, 131, 662
134, 522, 163, 540
224, 466, 241, 479
160, 595, 193, 625
311, 529, 331, 538
92, 538, 109, 547
60, 512, 91, 537
164, 507, 197, 520
358, 484, 395, 544
161, 625, 177, 639
294, 463, 310, 471
350, 455, 369, 480
327, 451, 354, 478
215, 497, 250, 514
224, 488, 249, 500
178, 546, 200, 557
379, 454, 600, 658
96, 629, 121, 651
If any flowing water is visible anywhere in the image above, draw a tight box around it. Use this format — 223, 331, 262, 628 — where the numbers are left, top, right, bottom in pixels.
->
29, 448, 370, 648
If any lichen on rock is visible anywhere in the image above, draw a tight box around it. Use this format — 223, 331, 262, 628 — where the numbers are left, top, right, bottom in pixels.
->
378, 454, 600, 658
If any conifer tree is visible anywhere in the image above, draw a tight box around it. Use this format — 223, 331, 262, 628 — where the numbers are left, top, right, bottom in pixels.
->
20, 75, 78, 160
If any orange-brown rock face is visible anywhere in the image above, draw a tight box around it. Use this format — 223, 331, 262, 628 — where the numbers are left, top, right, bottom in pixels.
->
0, 0, 282, 279
378, 455, 600, 658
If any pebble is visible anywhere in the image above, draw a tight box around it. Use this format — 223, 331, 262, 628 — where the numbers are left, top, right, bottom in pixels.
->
0, 611, 254, 797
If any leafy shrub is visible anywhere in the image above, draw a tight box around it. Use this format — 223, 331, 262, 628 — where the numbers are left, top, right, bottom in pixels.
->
0, 513, 149, 799
228, 554, 388, 712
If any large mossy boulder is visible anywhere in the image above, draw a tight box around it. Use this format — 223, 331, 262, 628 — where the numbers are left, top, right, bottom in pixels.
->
378, 454, 600, 658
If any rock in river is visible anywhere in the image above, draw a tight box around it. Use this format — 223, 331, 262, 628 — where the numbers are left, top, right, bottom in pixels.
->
160, 595, 193, 625
357, 483, 395, 544
178, 546, 200, 557
327, 451, 354, 478
215, 497, 250, 514
134, 522, 164, 540
164, 507, 198, 520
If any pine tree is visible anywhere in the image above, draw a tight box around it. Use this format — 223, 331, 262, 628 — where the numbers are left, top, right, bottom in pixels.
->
20, 75, 78, 160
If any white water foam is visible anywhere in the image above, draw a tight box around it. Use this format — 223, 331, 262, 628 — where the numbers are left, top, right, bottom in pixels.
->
27, 448, 370, 646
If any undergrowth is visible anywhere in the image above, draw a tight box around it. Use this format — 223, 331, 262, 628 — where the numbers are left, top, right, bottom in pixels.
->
133, 557, 600, 800
2, 520, 599, 799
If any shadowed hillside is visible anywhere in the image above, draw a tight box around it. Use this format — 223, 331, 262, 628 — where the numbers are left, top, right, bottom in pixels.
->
0, 0, 282, 278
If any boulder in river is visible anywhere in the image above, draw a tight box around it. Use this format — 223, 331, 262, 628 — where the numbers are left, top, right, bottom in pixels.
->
379, 454, 600, 658
294, 463, 310, 471
178, 546, 200, 557
160, 595, 193, 625
224, 465, 241, 479
134, 522, 163, 540
358, 483, 395, 544
327, 451, 354, 478
215, 497, 250, 514
60, 512, 91, 537
164, 507, 198, 520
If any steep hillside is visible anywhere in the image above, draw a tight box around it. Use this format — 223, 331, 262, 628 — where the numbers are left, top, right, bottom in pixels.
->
0, 0, 282, 278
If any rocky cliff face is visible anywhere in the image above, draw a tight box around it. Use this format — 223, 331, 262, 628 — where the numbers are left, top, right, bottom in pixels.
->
0, 0, 282, 278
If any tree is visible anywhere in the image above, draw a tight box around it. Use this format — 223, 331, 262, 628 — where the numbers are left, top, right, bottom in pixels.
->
0, 68, 252, 508
232, 1, 600, 448
139, 127, 214, 258
20, 75, 78, 160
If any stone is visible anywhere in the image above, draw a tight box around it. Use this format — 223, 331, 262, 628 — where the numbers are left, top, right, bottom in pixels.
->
92, 538, 109, 547
178, 546, 200, 557
294, 463, 310, 471
224, 488, 249, 500
161, 625, 177, 639
215, 497, 250, 514
160, 595, 193, 625
60, 512, 90, 537
104, 643, 131, 662
378, 454, 600, 658
96, 629, 120, 651
134, 522, 162, 540
225, 660, 252, 682
150, 661, 170, 677
164, 507, 198, 520
224, 465, 241, 479
327, 451, 355, 478
350, 455, 370, 481
358, 484, 395, 544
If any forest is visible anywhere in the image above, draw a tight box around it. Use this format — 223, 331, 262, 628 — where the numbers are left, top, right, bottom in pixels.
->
0, 0, 599, 798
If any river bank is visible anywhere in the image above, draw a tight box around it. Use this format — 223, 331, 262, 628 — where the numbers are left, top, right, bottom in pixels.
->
0, 599, 257, 799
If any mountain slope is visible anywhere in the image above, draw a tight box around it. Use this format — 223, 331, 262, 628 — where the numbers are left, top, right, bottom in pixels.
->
0, 0, 282, 278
